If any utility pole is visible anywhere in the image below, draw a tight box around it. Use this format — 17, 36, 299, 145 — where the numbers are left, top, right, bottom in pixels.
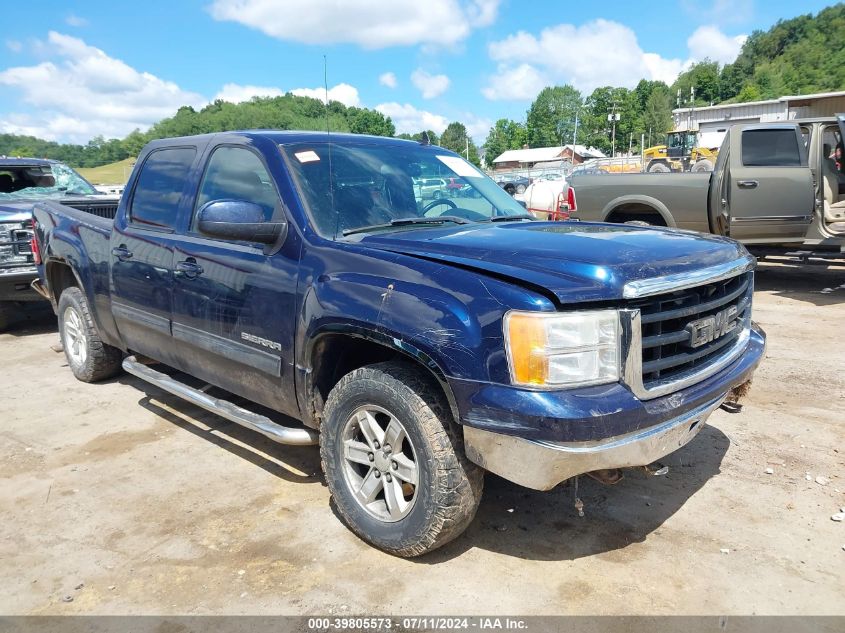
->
465, 135, 469, 161
608, 101, 620, 158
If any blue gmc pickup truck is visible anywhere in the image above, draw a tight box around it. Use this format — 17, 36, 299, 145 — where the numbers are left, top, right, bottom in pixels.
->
32, 131, 765, 557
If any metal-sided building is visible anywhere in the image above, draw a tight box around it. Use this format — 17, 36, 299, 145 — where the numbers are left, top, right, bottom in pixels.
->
673, 90, 845, 140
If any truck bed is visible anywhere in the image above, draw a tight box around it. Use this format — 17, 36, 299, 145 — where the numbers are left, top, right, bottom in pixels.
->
569, 172, 713, 233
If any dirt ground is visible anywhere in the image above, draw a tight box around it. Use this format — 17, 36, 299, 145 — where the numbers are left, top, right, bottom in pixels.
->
1, 261, 843, 616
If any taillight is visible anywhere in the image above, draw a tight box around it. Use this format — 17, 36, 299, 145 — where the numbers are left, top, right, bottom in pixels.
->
30, 219, 42, 265
567, 186, 577, 213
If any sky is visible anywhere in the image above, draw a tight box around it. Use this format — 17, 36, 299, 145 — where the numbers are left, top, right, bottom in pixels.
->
0, 0, 835, 144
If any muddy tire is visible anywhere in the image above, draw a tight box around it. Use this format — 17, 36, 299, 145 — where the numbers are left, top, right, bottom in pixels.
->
58, 286, 123, 382
692, 159, 714, 172
648, 161, 670, 173
320, 361, 484, 557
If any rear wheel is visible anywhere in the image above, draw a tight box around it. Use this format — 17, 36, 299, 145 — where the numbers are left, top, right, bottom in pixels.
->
58, 287, 123, 382
320, 361, 483, 557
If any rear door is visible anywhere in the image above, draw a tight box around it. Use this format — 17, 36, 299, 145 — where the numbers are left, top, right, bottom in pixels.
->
170, 143, 301, 418
724, 124, 813, 242
110, 146, 198, 361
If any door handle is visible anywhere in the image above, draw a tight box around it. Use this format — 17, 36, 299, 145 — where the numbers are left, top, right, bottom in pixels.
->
737, 180, 758, 189
111, 246, 133, 261
175, 259, 203, 277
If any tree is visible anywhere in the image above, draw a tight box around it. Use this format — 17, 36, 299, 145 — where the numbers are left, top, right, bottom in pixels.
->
483, 119, 527, 162
526, 85, 583, 148
642, 85, 674, 147
673, 60, 721, 106
439, 122, 480, 167
346, 107, 395, 136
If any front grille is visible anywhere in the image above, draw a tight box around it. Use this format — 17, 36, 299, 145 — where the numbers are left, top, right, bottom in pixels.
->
631, 271, 752, 387
65, 202, 119, 219
0, 221, 34, 268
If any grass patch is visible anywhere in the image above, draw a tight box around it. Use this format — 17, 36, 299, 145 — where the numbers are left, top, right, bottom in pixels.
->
77, 158, 136, 184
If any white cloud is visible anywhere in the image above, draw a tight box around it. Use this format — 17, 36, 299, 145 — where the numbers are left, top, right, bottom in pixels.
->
290, 83, 361, 106
65, 14, 89, 27
483, 19, 745, 99
213, 82, 361, 107
0, 31, 204, 142
375, 102, 449, 135
5, 40, 22, 53
462, 113, 493, 141
213, 83, 284, 103
687, 25, 747, 66
482, 63, 547, 101
379, 72, 397, 89
208, 0, 501, 49
410, 69, 450, 99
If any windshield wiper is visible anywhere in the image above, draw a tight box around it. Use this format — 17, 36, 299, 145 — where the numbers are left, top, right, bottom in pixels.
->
488, 214, 535, 222
342, 215, 471, 237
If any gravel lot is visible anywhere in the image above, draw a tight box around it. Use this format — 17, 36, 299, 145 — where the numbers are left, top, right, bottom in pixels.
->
1, 261, 843, 615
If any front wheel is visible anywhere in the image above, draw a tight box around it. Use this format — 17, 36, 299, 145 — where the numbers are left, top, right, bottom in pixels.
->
58, 286, 123, 382
320, 361, 484, 557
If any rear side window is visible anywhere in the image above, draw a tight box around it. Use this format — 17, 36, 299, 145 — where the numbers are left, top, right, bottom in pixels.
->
129, 147, 196, 229
741, 129, 801, 167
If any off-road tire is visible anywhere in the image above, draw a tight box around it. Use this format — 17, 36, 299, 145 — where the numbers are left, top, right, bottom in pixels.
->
691, 159, 714, 172
320, 361, 484, 557
58, 286, 123, 382
648, 161, 670, 173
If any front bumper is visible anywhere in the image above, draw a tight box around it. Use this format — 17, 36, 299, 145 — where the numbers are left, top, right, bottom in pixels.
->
0, 267, 40, 302
458, 323, 766, 489
464, 394, 724, 490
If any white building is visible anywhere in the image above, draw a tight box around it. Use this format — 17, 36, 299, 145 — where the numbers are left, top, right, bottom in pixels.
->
673, 90, 845, 138
492, 144, 605, 171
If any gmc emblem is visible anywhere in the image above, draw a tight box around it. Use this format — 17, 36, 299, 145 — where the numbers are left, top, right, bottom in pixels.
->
685, 306, 738, 348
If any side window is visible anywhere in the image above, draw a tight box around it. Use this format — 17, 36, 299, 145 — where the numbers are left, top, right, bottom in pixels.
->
130, 148, 196, 229
194, 146, 281, 230
741, 129, 802, 167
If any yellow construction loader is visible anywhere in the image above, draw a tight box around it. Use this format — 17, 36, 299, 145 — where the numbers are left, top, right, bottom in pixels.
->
643, 128, 720, 173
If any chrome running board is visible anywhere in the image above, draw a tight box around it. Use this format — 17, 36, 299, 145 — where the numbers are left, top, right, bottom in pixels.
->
122, 355, 318, 446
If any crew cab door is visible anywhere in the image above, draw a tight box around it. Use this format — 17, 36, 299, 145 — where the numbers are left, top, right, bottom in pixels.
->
721, 124, 813, 242
110, 146, 198, 360
170, 144, 301, 418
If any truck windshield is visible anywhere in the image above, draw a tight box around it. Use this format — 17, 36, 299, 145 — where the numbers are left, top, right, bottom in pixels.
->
282, 141, 528, 238
0, 162, 97, 200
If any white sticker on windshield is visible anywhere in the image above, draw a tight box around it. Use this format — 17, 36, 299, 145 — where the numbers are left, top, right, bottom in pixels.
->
295, 150, 320, 163
436, 155, 483, 178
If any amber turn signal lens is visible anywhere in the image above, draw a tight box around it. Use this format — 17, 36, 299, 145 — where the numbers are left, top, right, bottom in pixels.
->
505, 312, 549, 385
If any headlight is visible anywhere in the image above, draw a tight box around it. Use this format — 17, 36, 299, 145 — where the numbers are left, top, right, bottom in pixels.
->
504, 310, 619, 388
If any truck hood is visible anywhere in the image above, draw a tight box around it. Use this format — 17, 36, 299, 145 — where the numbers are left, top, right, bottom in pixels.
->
359, 221, 748, 303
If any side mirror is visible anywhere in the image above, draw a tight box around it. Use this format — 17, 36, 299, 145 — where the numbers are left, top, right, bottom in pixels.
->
197, 199, 287, 245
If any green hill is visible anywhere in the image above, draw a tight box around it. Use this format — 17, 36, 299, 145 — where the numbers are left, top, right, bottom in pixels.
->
76, 158, 137, 185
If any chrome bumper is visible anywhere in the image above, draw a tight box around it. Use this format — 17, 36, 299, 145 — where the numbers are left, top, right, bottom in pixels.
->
463, 395, 726, 491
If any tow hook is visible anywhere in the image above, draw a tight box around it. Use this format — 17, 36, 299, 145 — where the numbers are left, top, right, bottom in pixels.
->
586, 468, 624, 485
643, 462, 669, 476
721, 379, 752, 414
